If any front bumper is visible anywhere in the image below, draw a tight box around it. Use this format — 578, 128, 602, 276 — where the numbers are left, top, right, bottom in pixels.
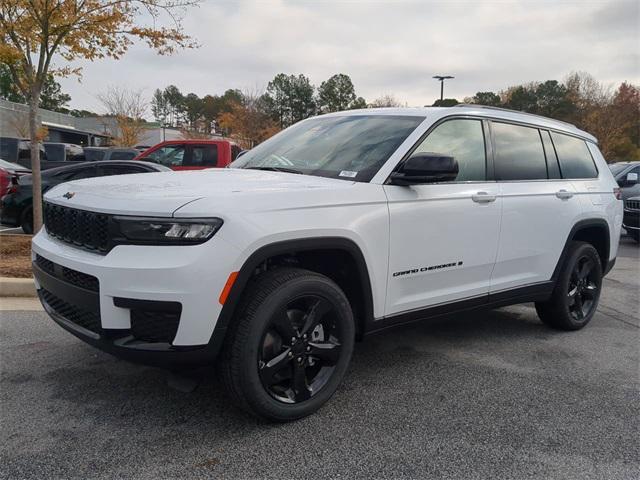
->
622, 208, 639, 231
32, 228, 242, 367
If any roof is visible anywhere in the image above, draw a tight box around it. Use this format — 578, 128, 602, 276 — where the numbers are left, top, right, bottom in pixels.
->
323, 106, 597, 143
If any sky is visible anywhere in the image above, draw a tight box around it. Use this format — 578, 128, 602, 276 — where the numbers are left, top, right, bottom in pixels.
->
58, 0, 640, 115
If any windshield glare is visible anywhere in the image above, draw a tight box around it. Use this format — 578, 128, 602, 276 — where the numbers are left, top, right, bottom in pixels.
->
231, 115, 424, 182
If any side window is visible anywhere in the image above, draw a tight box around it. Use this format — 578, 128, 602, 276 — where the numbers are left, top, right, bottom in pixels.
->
413, 119, 486, 181
99, 165, 144, 176
231, 144, 242, 161
145, 144, 185, 167
67, 167, 97, 180
188, 145, 218, 167
541, 130, 561, 179
109, 151, 137, 160
550, 133, 598, 179
493, 122, 547, 181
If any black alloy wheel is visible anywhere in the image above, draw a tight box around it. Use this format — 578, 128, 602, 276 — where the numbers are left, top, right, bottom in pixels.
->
535, 241, 602, 331
259, 295, 342, 403
219, 267, 355, 421
566, 254, 599, 322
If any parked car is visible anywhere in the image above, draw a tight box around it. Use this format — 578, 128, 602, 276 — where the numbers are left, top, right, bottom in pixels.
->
0, 159, 31, 198
0, 137, 47, 169
0, 160, 169, 234
135, 139, 241, 170
43, 143, 86, 167
32, 106, 622, 421
608, 161, 640, 201
623, 196, 640, 243
83, 147, 140, 161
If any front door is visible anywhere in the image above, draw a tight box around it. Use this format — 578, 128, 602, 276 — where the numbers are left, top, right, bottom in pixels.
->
384, 118, 502, 316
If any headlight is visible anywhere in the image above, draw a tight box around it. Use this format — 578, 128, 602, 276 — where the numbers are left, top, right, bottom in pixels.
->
113, 217, 223, 245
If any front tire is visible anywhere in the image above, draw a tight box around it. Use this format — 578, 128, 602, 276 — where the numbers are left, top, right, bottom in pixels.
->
218, 267, 355, 421
535, 241, 602, 331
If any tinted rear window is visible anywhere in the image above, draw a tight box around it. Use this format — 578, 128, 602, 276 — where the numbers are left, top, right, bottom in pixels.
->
551, 133, 598, 179
109, 151, 137, 160
493, 122, 547, 180
84, 149, 106, 161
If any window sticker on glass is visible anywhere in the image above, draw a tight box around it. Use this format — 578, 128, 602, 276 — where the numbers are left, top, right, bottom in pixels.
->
339, 170, 358, 178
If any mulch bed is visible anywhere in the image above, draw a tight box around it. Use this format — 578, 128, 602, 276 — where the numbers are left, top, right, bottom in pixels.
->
0, 234, 32, 278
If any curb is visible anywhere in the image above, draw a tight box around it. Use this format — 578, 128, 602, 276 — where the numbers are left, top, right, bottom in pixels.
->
0, 277, 37, 297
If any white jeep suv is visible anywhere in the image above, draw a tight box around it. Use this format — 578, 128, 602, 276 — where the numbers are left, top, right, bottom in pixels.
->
32, 106, 623, 421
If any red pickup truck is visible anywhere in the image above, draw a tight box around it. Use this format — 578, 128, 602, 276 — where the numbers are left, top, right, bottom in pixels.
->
135, 139, 241, 170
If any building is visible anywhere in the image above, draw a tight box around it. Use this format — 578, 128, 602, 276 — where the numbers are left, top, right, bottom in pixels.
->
0, 99, 110, 146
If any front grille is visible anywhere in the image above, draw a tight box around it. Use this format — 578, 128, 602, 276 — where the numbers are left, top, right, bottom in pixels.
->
41, 289, 102, 334
626, 199, 640, 211
44, 202, 111, 253
35, 255, 99, 292
130, 309, 181, 344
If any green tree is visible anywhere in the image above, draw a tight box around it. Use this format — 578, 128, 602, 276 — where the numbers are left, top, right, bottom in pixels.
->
534, 80, 574, 119
432, 98, 459, 107
151, 88, 170, 126
317, 73, 357, 113
264, 73, 316, 127
1, 63, 70, 112
183, 92, 203, 131
503, 85, 538, 112
471, 91, 501, 106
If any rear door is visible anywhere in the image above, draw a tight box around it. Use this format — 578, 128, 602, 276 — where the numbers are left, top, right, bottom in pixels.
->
490, 122, 583, 292
181, 143, 219, 170
384, 117, 502, 315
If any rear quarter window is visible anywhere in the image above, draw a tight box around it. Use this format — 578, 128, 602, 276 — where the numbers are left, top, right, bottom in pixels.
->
492, 122, 548, 181
550, 133, 598, 179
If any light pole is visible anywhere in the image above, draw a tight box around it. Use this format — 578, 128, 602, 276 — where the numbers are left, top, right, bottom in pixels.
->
433, 75, 454, 102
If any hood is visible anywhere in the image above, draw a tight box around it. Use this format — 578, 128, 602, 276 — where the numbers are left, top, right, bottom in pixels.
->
44, 168, 356, 216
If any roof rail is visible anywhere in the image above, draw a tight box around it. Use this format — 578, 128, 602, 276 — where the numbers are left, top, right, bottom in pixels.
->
454, 103, 577, 129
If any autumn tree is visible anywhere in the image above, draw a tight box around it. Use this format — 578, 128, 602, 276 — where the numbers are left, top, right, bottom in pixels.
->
218, 91, 280, 149
370, 94, 403, 108
0, 0, 199, 232
97, 86, 148, 147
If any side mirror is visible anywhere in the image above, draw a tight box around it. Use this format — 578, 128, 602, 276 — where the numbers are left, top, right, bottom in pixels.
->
389, 152, 459, 185
625, 172, 638, 186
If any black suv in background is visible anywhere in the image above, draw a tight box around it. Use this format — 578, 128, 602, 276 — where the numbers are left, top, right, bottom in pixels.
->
609, 161, 640, 201
0, 160, 170, 233
623, 197, 640, 243
0, 137, 47, 168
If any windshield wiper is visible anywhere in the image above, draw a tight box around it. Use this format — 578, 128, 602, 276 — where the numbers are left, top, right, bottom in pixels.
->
246, 166, 304, 175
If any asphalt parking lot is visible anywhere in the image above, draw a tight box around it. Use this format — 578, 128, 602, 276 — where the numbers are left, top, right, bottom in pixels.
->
1, 237, 638, 479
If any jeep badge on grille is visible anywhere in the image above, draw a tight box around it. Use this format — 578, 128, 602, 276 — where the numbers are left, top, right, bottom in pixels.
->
63, 192, 75, 199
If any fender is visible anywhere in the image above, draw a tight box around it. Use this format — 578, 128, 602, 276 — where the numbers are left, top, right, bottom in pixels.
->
551, 218, 611, 283
206, 237, 375, 358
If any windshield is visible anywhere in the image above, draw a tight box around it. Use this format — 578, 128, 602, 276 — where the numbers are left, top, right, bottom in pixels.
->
608, 163, 629, 176
0, 159, 25, 170
231, 115, 424, 182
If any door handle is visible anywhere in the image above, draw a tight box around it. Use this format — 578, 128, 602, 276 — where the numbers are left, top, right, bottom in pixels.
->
556, 189, 574, 200
471, 192, 496, 203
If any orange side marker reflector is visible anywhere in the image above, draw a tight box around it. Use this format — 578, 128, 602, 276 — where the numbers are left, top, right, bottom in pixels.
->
219, 272, 239, 305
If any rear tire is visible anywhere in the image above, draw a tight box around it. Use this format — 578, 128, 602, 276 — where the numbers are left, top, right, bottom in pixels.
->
629, 231, 640, 244
218, 267, 355, 422
535, 241, 602, 331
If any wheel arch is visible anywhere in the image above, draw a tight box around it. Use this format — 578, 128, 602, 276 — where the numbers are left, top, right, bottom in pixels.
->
212, 237, 375, 349
552, 218, 611, 282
